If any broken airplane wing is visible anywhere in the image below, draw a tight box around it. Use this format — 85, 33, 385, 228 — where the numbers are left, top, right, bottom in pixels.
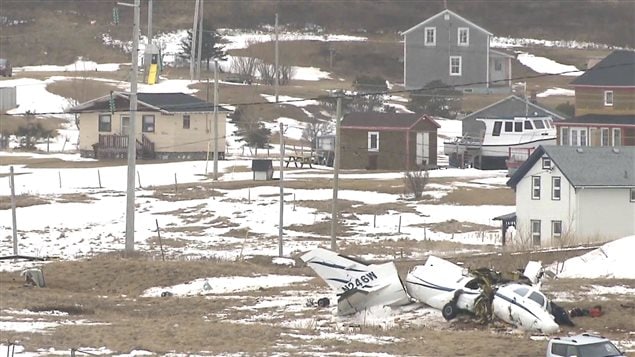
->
301, 248, 411, 315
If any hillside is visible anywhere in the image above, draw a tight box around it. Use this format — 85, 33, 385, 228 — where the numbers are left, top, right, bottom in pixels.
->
1, 0, 633, 66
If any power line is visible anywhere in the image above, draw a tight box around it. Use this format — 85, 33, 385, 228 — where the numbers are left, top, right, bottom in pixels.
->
3, 60, 634, 117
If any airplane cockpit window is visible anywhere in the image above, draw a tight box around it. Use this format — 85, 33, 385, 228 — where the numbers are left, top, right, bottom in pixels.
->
533, 119, 546, 129
528, 291, 546, 307
513, 286, 529, 296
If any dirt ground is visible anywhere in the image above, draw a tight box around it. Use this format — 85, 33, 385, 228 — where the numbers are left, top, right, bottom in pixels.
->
1, 248, 633, 356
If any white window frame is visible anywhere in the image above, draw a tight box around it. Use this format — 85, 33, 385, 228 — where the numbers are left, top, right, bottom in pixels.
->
612, 128, 622, 146
631, 188, 635, 202
182, 114, 191, 129
600, 128, 610, 146
532, 176, 541, 200
542, 157, 551, 170
531, 220, 541, 246
552, 176, 561, 200
424, 27, 436, 46
98, 114, 112, 132
368, 131, 379, 152
604, 90, 614, 106
552, 220, 562, 239
458, 27, 469, 46
450, 56, 462, 76
560, 127, 569, 146
580, 128, 587, 146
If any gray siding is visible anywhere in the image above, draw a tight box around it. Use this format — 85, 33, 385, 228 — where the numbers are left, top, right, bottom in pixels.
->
405, 13, 490, 90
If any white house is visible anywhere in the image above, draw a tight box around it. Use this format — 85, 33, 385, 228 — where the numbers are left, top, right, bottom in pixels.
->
506, 145, 635, 247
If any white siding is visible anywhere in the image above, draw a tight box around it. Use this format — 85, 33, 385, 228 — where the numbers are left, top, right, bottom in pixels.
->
515, 155, 635, 247
576, 188, 635, 242
515, 156, 575, 247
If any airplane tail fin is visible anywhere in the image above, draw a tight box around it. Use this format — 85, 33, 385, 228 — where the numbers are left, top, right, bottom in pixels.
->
301, 248, 372, 292
522, 260, 544, 286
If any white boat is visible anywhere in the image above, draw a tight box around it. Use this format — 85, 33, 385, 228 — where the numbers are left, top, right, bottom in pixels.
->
443, 116, 557, 169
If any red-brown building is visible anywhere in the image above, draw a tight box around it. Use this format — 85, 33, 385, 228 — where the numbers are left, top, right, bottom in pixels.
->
555, 50, 635, 147
340, 112, 440, 170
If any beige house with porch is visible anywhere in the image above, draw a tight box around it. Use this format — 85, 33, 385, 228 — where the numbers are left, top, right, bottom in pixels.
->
71, 92, 230, 160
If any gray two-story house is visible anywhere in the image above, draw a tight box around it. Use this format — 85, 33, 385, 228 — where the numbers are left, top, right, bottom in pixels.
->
402, 9, 512, 93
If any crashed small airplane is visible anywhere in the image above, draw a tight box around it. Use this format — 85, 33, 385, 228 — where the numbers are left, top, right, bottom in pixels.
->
300, 248, 410, 315
405, 255, 560, 333
302, 248, 569, 333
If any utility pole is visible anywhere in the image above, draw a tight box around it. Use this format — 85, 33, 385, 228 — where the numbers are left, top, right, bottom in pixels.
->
147, 0, 153, 43
190, 0, 200, 81
213, 60, 219, 180
9, 166, 18, 256
330, 96, 342, 251
122, 0, 140, 254
279, 122, 285, 257
196, 0, 204, 80
274, 13, 279, 103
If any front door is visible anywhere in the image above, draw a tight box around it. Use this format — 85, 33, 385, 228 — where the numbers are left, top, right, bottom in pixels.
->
120, 115, 130, 135
416, 132, 429, 167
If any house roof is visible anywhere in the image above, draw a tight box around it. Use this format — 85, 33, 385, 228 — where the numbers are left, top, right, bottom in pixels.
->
507, 145, 635, 189
251, 159, 273, 171
341, 112, 440, 130
462, 95, 567, 121
554, 114, 635, 126
401, 9, 492, 36
70, 92, 231, 114
490, 49, 515, 59
570, 50, 635, 87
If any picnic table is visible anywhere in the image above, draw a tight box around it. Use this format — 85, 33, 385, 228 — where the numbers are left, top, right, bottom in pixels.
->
285, 154, 315, 168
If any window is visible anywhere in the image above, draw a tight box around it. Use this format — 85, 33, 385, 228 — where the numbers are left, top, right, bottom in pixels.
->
504, 121, 513, 132
552, 220, 562, 239
528, 291, 546, 308
514, 122, 523, 132
550, 343, 567, 357
561, 127, 569, 145
513, 286, 529, 296
494, 59, 502, 72
631, 188, 635, 202
612, 128, 621, 146
580, 129, 587, 146
552, 176, 561, 200
571, 129, 579, 146
524, 121, 533, 130
531, 220, 541, 246
542, 157, 551, 170
492, 121, 502, 136
99, 114, 112, 132
424, 27, 436, 46
458, 27, 469, 46
533, 119, 545, 129
450, 56, 462, 76
532, 176, 541, 200
183, 114, 191, 129
604, 90, 614, 106
120, 115, 130, 135
142, 115, 155, 133
368, 131, 379, 152
601, 128, 610, 146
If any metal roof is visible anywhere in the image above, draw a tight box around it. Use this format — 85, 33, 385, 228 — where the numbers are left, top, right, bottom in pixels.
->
554, 114, 635, 126
402, 9, 492, 36
462, 95, 567, 121
507, 145, 635, 189
70, 92, 231, 114
341, 112, 440, 129
570, 50, 635, 87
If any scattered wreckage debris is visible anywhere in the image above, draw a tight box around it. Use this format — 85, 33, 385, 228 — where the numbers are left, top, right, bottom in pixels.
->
569, 305, 603, 318
302, 248, 571, 333
305, 297, 331, 308
21, 268, 46, 288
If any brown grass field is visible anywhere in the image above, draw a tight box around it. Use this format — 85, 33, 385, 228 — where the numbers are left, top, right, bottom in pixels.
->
1, 251, 633, 356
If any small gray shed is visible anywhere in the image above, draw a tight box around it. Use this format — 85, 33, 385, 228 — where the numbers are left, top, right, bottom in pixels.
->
252, 159, 274, 181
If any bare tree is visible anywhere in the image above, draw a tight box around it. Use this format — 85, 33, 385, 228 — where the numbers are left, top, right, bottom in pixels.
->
403, 166, 429, 200
258, 62, 295, 85
302, 119, 333, 149
230, 56, 258, 84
